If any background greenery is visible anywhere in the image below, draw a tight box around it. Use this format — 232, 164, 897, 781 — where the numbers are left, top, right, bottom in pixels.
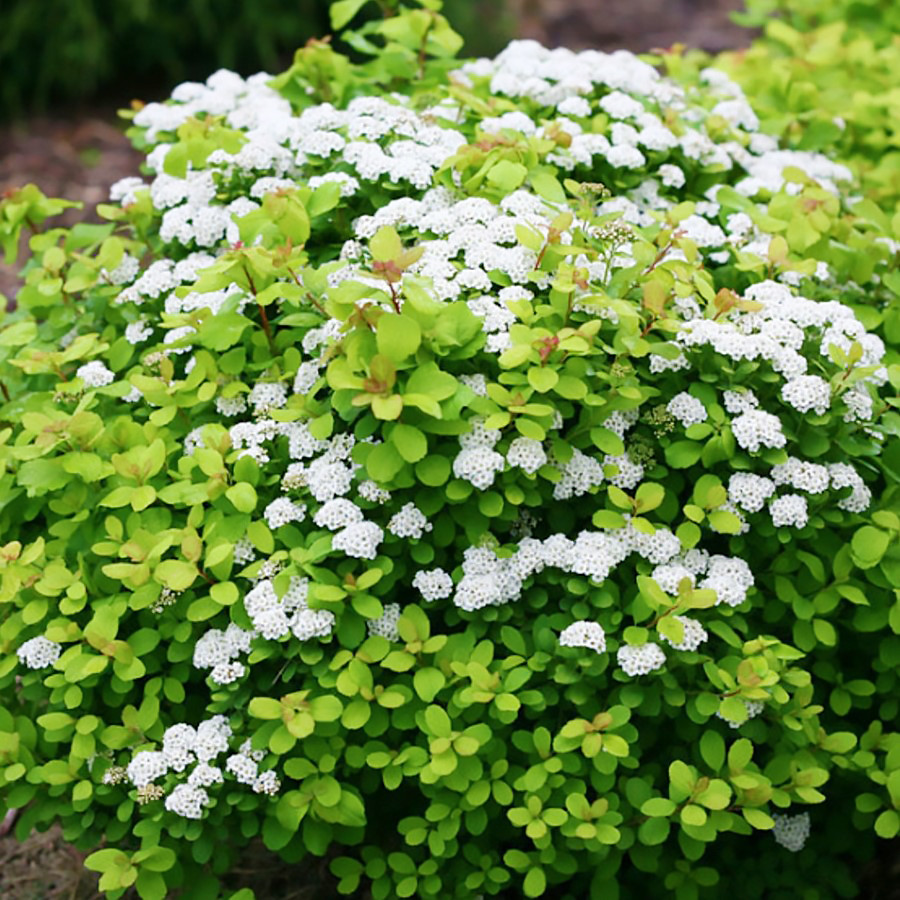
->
0, 0, 512, 121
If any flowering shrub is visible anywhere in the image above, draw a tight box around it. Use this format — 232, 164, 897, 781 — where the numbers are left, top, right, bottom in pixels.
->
1, 2, 898, 898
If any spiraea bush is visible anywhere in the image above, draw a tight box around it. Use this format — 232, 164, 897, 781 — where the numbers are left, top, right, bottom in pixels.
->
0, 2, 898, 898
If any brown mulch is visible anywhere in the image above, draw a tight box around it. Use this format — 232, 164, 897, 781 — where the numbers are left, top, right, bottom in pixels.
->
510, 0, 752, 51
0, 114, 142, 301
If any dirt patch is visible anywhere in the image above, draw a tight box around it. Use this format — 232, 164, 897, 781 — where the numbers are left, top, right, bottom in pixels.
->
0, 114, 142, 300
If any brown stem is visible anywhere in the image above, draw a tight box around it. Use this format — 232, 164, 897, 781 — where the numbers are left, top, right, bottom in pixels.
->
417, 14, 436, 80
639, 315, 658, 339
285, 266, 328, 316
257, 302, 275, 349
241, 262, 258, 297
198, 567, 217, 586
0, 380, 9, 402
241, 262, 276, 350
642, 230, 683, 276
387, 281, 401, 313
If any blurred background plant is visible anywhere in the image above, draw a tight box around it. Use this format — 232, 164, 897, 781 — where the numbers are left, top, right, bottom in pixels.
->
0, 0, 513, 121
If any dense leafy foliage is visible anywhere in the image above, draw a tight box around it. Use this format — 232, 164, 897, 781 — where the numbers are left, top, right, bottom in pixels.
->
1, 2, 898, 899
714, 0, 900, 213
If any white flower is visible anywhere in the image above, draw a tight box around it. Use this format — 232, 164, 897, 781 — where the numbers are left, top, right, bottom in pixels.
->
659, 616, 707, 652
559, 621, 606, 653
264, 497, 306, 529
617, 642, 666, 676
772, 813, 811, 852
781, 375, 831, 415
769, 493, 809, 528
127, 751, 168, 788
731, 410, 787, 453
387, 502, 432, 540
506, 437, 547, 474
667, 392, 708, 427
17, 636, 62, 669
412, 569, 454, 602
76, 360, 115, 388
332, 521, 384, 559
367, 603, 402, 641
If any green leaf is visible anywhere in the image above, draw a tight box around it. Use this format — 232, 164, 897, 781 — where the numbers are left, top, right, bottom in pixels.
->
377, 314, 422, 361
680, 803, 707, 826
310, 696, 343, 722
523, 867, 546, 898
330, 0, 370, 29
154, 560, 198, 592
851, 526, 890, 568
487, 161, 528, 193
370, 226, 402, 262
742, 807, 774, 830
527, 367, 559, 393
638, 816, 670, 845
413, 667, 446, 702
665, 441, 703, 468
415, 455, 451, 486
669, 760, 696, 796
530, 172, 566, 204
590, 427, 625, 457
874, 810, 899, 838
249, 697, 283, 720
391, 424, 428, 463
699, 730, 725, 771
708, 509, 744, 534
641, 797, 676, 817
635, 482, 664, 513
423, 705, 452, 738
226, 483, 257, 513
367, 442, 405, 482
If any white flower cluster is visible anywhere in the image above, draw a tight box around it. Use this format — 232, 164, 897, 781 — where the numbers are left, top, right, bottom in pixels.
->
828, 462, 872, 513
16, 636, 62, 670
314, 498, 365, 530
192, 622, 255, 684
76, 360, 115, 388
772, 812, 811, 852
506, 437, 548, 474
126, 714, 233, 808
249, 382, 288, 413
450, 521, 685, 613
331, 521, 384, 560
770, 457, 830, 494
781, 375, 831, 416
553, 447, 606, 500
263, 497, 307, 529
659, 615, 708, 652
244, 576, 334, 643
453, 419, 505, 490
225, 740, 280, 796
559, 621, 606, 653
769, 494, 809, 529
731, 410, 787, 453
412, 568, 455, 602
617, 642, 666, 676
698, 555, 755, 608
387, 502, 432, 540
728, 473, 776, 513
666, 392, 708, 428
367, 603, 402, 642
